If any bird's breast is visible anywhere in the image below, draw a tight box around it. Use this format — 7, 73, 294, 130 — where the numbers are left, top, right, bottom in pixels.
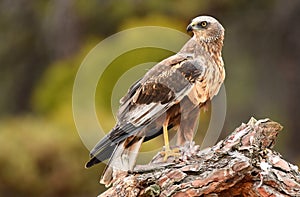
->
188, 63, 225, 106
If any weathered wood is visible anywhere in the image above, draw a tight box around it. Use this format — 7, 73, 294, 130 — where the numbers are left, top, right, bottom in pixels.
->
98, 118, 300, 197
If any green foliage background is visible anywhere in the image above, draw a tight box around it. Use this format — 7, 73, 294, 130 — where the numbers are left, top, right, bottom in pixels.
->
0, 0, 300, 196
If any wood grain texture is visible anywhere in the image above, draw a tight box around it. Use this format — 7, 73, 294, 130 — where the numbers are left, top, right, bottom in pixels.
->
98, 118, 300, 197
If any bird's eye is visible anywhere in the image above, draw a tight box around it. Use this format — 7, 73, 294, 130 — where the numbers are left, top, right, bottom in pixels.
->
199, 21, 207, 28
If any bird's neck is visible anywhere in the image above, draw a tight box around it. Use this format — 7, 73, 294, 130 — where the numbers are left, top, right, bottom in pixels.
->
180, 37, 224, 68
198, 37, 224, 68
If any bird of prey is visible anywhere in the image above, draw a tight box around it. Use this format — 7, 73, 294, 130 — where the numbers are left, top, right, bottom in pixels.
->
86, 15, 226, 187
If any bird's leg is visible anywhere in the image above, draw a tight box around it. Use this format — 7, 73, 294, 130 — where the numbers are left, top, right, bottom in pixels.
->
161, 120, 180, 161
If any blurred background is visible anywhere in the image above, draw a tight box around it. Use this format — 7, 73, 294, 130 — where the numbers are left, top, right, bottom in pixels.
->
0, 0, 300, 196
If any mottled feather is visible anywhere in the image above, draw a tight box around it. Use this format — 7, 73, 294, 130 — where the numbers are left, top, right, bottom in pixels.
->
86, 15, 226, 187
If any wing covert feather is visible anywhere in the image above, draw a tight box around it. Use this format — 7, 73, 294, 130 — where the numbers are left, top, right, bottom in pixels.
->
91, 53, 206, 156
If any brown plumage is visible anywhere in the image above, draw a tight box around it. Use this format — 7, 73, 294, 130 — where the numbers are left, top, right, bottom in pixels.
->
86, 15, 226, 187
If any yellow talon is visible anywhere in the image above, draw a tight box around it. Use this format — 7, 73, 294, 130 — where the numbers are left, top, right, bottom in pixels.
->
161, 147, 180, 161
161, 119, 180, 161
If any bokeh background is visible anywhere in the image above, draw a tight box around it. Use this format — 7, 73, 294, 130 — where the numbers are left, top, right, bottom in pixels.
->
1, 0, 300, 196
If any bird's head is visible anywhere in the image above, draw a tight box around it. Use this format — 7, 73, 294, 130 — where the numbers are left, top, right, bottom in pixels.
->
187, 16, 224, 43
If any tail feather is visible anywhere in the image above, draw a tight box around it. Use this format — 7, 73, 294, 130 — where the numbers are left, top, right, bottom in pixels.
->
100, 136, 145, 187
89, 124, 139, 158
85, 145, 116, 168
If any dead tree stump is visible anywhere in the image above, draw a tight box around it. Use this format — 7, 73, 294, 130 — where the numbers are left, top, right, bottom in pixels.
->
98, 118, 300, 197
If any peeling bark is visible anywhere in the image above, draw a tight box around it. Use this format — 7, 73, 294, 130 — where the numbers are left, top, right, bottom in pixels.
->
98, 118, 300, 197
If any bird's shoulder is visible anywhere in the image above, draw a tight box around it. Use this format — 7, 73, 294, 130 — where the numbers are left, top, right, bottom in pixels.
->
117, 53, 207, 121
119, 54, 186, 105
119, 39, 215, 108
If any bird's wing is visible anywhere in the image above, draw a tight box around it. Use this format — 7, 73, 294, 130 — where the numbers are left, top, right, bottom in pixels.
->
120, 49, 207, 119
89, 53, 206, 157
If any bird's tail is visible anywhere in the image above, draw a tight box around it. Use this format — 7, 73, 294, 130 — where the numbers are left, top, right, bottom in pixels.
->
100, 136, 145, 187
85, 144, 116, 168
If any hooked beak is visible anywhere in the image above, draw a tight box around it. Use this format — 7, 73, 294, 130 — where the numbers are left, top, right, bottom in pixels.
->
186, 24, 193, 32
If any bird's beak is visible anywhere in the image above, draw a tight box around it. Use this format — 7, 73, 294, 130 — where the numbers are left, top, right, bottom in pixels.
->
186, 24, 193, 32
